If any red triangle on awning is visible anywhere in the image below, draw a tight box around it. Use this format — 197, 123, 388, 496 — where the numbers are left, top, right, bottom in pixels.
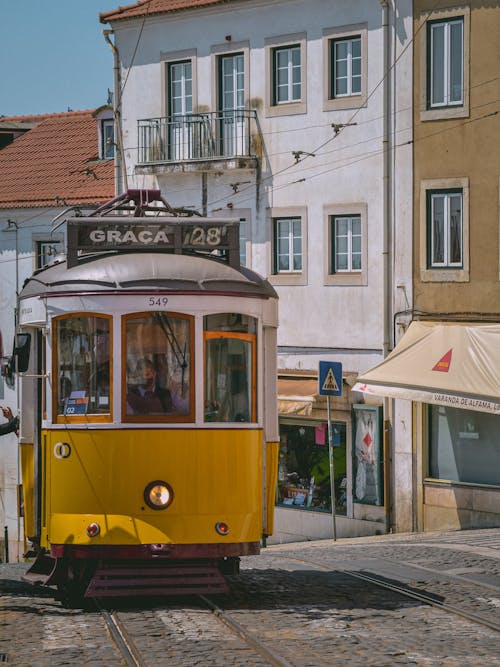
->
432, 348, 453, 372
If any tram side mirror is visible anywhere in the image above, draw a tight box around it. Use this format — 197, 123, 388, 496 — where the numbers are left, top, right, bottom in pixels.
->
14, 333, 31, 373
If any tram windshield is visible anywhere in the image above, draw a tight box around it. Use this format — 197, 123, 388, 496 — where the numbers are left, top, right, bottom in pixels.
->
54, 315, 111, 419
124, 312, 193, 421
204, 314, 257, 423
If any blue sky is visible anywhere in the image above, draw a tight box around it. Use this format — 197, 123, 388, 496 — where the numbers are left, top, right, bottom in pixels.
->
1, 0, 122, 117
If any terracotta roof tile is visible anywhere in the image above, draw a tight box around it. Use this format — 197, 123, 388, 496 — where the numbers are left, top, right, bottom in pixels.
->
100, 0, 240, 23
0, 110, 115, 209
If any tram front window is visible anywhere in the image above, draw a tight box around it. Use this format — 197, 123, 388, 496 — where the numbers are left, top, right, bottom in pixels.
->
204, 314, 257, 423
124, 312, 192, 420
55, 315, 111, 418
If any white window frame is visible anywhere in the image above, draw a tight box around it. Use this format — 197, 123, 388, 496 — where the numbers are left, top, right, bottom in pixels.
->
323, 23, 367, 112
324, 204, 367, 286
420, 177, 469, 282
419, 5, 470, 122
428, 18, 463, 109
274, 45, 301, 104
274, 217, 302, 274
332, 215, 362, 273
332, 36, 361, 98
265, 33, 307, 117
428, 190, 463, 268
268, 207, 308, 286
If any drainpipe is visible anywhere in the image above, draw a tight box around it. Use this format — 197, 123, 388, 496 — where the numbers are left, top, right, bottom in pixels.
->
103, 29, 127, 194
381, 0, 393, 534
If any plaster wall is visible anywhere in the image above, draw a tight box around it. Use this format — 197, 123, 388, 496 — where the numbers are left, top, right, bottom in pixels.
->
112, 0, 413, 373
413, 1, 500, 314
0, 207, 65, 558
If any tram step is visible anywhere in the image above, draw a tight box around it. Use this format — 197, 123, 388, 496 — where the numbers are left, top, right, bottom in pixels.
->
21, 553, 59, 586
85, 559, 229, 597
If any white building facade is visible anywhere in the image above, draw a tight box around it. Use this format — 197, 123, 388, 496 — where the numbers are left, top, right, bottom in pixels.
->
103, 0, 413, 541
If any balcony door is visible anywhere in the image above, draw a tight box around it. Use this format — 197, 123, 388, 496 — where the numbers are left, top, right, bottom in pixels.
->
219, 53, 245, 156
169, 61, 193, 160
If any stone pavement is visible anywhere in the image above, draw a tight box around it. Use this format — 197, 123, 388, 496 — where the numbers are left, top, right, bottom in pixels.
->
1, 528, 499, 666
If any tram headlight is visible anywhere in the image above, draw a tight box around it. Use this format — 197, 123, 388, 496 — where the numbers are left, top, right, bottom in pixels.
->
144, 480, 174, 510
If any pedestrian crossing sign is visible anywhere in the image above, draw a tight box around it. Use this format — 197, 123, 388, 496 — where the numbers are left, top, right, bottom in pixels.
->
318, 361, 342, 396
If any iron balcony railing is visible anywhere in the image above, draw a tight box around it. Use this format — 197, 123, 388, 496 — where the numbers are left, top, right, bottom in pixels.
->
138, 110, 257, 164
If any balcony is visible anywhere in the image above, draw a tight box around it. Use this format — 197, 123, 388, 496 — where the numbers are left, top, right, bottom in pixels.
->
136, 110, 259, 174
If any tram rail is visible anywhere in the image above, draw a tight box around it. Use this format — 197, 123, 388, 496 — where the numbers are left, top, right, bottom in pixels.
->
282, 554, 500, 635
97, 596, 295, 667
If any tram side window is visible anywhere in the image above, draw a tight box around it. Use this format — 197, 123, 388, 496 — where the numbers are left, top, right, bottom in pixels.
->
204, 314, 257, 423
55, 315, 111, 417
124, 312, 192, 420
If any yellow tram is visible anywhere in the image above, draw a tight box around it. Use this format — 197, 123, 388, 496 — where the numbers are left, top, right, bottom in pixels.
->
15, 190, 279, 603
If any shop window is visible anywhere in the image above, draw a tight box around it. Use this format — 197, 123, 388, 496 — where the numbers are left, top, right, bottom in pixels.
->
428, 405, 500, 486
204, 313, 257, 423
277, 422, 347, 514
54, 314, 112, 422
352, 405, 383, 506
123, 312, 193, 422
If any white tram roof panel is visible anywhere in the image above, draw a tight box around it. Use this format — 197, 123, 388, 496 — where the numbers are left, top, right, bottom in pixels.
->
19, 252, 278, 300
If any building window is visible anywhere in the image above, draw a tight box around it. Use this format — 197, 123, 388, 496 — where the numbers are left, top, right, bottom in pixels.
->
428, 18, 463, 109
35, 240, 61, 270
420, 177, 468, 282
324, 204, 367, 286
274, 45, 301, 104
168, 60, 193, 160
332, 36, 361, 98
428, 405, 500, 486
274, 217, 302, 274
265, 33, 306, 117
419, 7, 469, 121
100, 118, 114, 159
323, 24, 367, 111
427, 190, 462, 268
331, 215, 362, 273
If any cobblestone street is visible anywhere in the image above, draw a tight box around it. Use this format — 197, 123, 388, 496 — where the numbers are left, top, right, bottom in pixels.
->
1, 528, 500, 666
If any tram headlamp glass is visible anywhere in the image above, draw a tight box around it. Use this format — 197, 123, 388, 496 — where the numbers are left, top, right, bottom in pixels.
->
144, 481, 174, 510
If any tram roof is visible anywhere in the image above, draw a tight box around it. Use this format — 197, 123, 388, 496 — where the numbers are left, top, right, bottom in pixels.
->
19, 251, 277, 300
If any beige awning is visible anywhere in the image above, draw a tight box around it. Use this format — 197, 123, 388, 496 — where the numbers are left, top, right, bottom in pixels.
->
277, 378, 318, 416
353, 321, 500, 414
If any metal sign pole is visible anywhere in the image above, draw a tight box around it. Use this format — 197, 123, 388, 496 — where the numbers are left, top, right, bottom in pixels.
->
327, 394, 337, 541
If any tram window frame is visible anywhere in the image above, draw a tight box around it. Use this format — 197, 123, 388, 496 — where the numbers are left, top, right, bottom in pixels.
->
122, 311, 195, 424
203, 313, 257, 424
52, 313, 113, 424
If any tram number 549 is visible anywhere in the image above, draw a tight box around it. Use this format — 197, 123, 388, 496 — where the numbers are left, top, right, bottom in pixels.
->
184, 226, 223, 247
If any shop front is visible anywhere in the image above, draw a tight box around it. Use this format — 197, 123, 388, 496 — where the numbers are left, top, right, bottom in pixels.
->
268, 371, 387, 543
355, 321, 500, 531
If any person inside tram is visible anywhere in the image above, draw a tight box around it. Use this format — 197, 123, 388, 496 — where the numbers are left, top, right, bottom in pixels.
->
126, 357, 189, 416
0, 406, 19, 436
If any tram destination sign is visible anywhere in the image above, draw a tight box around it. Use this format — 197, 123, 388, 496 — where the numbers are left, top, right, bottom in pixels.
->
67, 217, 241, 268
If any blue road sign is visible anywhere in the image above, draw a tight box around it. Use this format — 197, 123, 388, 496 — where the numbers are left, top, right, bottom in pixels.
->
318, 361, 343, 396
